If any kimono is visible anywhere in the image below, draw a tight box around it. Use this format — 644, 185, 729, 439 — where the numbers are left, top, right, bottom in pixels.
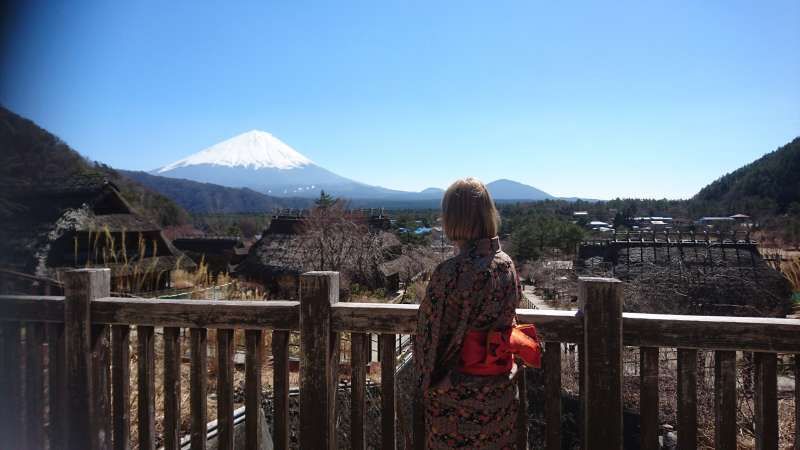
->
413, 236, 523, 449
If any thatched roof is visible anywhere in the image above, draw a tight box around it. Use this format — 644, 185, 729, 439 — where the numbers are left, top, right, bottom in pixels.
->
581, 243, 792, 317
0, 179, 194, 279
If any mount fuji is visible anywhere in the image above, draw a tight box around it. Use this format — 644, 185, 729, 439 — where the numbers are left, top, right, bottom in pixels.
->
154, 130, 557, 203
155, 130, 405, 198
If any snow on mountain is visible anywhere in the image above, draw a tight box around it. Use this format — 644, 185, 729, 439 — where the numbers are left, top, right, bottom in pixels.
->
156, 130, 313, 173
153, 130, 561, 202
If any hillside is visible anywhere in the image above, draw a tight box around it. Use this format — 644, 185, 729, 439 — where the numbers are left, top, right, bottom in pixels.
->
0, 106, 189, 226
693, 137, 800, 217
121, 170, 311, 213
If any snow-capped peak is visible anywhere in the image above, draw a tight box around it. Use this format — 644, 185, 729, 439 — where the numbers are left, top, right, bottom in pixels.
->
156, 130, 313, 172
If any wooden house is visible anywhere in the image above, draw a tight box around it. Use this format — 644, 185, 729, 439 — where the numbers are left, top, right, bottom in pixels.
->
0, 178, 195, 294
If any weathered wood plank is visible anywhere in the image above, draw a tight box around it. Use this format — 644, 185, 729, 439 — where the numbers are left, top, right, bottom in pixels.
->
579, 277, 623, 450
163, 327, 181, 450
0, 322, 22, 450
544, 342, 561, 450
639, 347, 659, 450
380, 334, 396, 450
47, 322, 67, 450
350, 332, 367, 450
63, 269, 110, 450
516, 366, 528, 450
137, 325, 156, 450
271, 330, 290, 450
517, 309, 584, 343
111, 325, 131, 450
795, 354, 799, 450
623, 313, 800, 353
299, 272, 338, 450
713, 351, 737, 449
92, 298, 299, 329
245, 329, 262, 450
4, 294, 800, 352
331, 303, 584, 342
217, 329, 235, 450
676, 349, 697, 450
190, 328, 208, 450
754, 352, 777, 450
0, 295, 64, 322
91, 324, 112, 450
24, 322, 46, 450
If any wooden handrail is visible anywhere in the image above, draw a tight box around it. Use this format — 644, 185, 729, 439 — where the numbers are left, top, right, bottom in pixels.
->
2, 295, 798, 352
1, 271, 798, 449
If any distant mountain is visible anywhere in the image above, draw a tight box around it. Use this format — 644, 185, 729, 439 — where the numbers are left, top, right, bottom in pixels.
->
120, 170, 311, 214
0, 106, 189, 226
486, 179, 554, 201
693, 137, 800, 215
155, 130, 411, 199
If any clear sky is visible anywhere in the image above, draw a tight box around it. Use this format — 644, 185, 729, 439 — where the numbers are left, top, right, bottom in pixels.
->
2, 1, 798, 199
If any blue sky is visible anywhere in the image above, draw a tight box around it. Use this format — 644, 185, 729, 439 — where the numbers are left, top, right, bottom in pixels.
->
2, 1, 798, 199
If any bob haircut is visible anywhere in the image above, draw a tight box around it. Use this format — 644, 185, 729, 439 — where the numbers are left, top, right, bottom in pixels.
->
442, 178, 500, 242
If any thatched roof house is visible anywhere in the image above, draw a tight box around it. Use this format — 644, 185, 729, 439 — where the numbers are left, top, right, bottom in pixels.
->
579, 240, 792, 317
0, 178, 195, 294
237, 216, 401, 299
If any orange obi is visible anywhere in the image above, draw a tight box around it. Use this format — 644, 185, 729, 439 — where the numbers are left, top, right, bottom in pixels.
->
459, 325, 542, 376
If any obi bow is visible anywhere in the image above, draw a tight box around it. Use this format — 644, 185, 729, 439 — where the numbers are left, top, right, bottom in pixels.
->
459, 324, 542, 376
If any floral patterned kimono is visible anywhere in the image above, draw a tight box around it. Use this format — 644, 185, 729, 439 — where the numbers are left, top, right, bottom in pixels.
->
413, 236, 522, 449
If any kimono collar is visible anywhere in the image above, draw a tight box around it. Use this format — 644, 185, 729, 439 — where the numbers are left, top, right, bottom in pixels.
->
461, 236, 501, 256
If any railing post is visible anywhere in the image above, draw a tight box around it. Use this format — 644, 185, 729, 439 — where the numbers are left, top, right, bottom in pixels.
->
299, 271, 339, 450
63, 268, 110, 450
579, 277, 623, 450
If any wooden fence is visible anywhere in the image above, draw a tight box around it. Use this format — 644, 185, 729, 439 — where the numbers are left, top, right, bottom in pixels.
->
0, 268, 798, 449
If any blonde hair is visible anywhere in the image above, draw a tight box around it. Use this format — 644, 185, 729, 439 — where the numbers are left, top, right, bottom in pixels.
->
442, 178, 500, 242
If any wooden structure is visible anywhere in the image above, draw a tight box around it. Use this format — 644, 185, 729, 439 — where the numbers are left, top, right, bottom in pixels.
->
0, 180, 195, 294
0, 268, 798, 449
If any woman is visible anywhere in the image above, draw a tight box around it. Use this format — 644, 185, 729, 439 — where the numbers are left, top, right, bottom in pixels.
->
413, 177, 540, 450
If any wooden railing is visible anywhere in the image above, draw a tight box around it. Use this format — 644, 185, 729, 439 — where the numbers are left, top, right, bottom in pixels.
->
0, 268, 799, 449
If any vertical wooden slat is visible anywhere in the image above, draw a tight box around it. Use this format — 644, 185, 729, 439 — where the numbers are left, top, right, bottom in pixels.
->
714, 350, 737, 449
163, 327, 181, 450
579, 277, 623, 450
639, 347, 659, 450
380, 333, 396, 450
544, 341, 561, 450
91, 324, 112, 450
0, 323, 23, 450
64, 268, 110, 450
271, 330, 289, 450
795, 354, 799, 450
516, 365, 528, 450
299, 271, 339, 450
111, 325, 131, 450
191, 328, 208, 450
676, 349, 697, 450
25, 322, 46, 450
578, 343, 585, 448
137, 326, 156, 450
217, 329, 235, 450
245, 329, 263, 450
350, 332, 367, 450
754, 352, 777, 450
48, 322, 67, 450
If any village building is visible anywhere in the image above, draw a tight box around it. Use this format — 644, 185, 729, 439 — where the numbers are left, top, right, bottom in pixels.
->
578, 238, 792, 317
236, 210, 402, 299
0, 178, 195, 295
172, 236, 250, 274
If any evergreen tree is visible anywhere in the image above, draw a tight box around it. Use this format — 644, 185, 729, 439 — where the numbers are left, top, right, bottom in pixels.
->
315, 190, 336, 209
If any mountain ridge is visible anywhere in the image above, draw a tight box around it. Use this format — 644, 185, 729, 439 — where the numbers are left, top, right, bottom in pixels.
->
155, 130, 558, 202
